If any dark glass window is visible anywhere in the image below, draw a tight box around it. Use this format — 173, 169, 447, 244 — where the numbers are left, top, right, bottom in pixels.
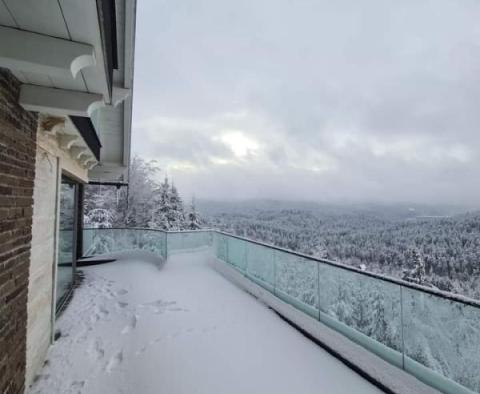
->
57, 176, 78, 308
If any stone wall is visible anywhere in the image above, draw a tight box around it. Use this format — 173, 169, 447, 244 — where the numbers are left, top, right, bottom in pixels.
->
0, 68, 38, 394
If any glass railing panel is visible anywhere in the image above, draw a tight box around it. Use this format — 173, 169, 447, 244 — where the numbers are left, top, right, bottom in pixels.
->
83, 229, 213, 258
83, 228, 114, 256
203, 231, 214, 248
274, 250, 319, 318
138, 229, 167, 259
318, 264, 403, 367
166, 232, 183, 252
82, 228, 138, 256
245, 242, 274, 291
226, 236, 247, 272
181, 231, 211, 250
403, 287, 480, 393
181, 232, 197, 249
112, 228, 139, 252
215, 233, 228, 261
166, 231, 212, 254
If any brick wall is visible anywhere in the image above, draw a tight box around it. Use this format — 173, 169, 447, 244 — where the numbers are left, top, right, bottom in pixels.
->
0, 68, 38, 394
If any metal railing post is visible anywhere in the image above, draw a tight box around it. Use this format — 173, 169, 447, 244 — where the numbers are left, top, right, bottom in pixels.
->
273, 250, 277, 296
400, 285, 405, 370
317, 261, 321, 322
243, 240, 248, 276
226, 234, 229, 264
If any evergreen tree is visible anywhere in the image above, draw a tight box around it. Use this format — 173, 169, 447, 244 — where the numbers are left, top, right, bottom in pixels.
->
403, 249, 427, 285
148, 178, 189, 230
187, 197, 201, 230
411, 249, 426, 284
168, 183, 185, 230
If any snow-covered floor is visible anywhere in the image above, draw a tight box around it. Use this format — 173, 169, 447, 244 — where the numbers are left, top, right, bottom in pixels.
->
29, 251, 382, 394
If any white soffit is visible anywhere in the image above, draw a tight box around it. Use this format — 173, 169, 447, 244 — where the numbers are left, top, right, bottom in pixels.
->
19, 84, 104, 117
0, 26, 95, 78
1, 0, 109, 99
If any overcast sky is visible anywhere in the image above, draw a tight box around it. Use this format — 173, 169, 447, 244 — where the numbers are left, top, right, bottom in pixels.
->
131, 0, 480, 205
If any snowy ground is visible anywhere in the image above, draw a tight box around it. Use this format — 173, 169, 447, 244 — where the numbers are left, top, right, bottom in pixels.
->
29, 251, 382, 394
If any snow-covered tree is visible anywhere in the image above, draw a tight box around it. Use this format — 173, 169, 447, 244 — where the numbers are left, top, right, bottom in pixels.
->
84, 208, 115, 228
168, 183, 185, 230
148, 177, 189, 230
149, 177, 171, 230
187, 197, 202, 230
123, 156, 161, 227
403, 249, 428, 285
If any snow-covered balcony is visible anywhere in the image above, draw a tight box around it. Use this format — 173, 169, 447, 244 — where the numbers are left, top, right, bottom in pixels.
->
31, 230, 480, 394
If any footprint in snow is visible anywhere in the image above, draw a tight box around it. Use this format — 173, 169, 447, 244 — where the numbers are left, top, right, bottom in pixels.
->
168, 307, 185, 312
86, 338, 105, 361
135, 336, 164, 356
135, 344, 149, 356
70, 380, 85, 391
105, 350, 123, 373
93, 339, 105, 360
140, 300, 179, 314
32, 374, 50, 383
99, 306, 109, 316
121, 314, 138, 334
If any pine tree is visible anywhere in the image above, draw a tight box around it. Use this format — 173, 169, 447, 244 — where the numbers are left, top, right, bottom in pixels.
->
411, 249, 426, 284
168, 182, 185, 230
187, 197, 201, 230
402, 249, 428, 285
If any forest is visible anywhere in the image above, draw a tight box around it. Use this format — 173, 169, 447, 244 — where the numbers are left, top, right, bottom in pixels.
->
203, 200, 480, 300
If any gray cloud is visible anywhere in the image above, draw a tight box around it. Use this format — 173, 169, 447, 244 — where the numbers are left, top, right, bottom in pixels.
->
132, 0, 480, 206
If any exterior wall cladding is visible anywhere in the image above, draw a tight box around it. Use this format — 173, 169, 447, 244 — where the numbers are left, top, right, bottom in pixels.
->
0, 68, 38, 394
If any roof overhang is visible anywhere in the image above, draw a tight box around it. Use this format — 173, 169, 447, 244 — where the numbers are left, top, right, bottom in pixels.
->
0, 0, 136, 184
